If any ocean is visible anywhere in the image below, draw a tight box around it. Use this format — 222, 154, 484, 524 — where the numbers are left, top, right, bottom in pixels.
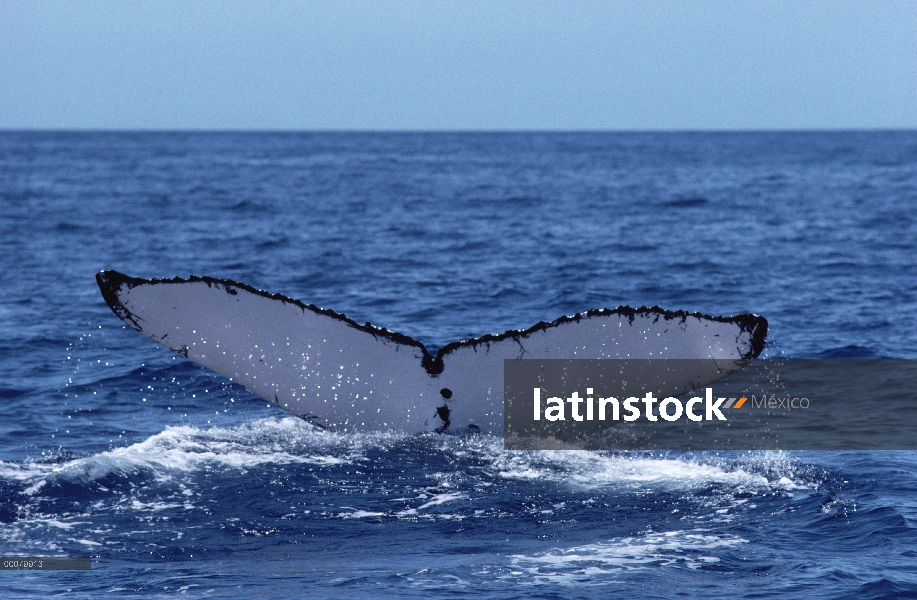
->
1, 131, 916, 598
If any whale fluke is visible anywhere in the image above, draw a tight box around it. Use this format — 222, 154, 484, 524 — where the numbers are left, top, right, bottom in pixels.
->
95, 270, 767, 433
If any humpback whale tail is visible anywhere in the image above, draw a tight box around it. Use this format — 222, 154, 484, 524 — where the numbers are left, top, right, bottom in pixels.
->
96, 270, 767, 434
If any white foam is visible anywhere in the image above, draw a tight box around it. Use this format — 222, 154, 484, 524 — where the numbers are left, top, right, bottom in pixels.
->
338, 510, 386, 519
2, 420, 808, 517
510, 530, 747, 584
0, 460, 56, 482
75, 539, 101, 547
4, 417, 408, 493
453, 436, 799, 493
42, 519, 88, 530
416, 492, 466, 510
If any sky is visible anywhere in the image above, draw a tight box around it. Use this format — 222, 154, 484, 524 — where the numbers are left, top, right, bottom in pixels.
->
1, 0, 915, 131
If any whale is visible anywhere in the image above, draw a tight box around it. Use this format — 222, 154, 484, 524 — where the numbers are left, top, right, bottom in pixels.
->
95, 270, 767, 433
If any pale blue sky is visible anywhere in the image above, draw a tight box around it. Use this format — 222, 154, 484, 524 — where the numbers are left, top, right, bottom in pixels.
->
2, 0, 915, 130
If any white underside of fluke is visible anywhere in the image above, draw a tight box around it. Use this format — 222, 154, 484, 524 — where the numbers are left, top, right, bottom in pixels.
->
96, 271, 767, 434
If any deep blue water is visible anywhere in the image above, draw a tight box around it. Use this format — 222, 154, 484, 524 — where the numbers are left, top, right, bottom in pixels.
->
1, 131, 916, 598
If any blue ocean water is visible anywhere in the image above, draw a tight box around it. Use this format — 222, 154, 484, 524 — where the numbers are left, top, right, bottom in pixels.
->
1, 131, 916, 598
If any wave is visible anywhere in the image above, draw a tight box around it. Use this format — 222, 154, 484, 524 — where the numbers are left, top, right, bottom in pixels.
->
508, 530, 748, 585
1, 418, 812, 497
2, 417, 401, 495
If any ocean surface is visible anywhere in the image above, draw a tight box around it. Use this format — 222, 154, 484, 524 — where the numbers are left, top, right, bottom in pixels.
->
1, 131, 916, 598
